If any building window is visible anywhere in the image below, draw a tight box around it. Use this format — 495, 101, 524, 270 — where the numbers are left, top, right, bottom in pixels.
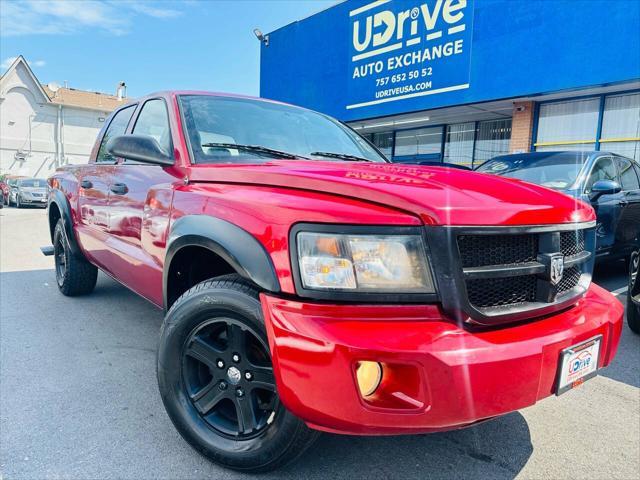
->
393, 126, 443, 160
474, 119, 512, 166
368, 131, 394, 158
443, 122, 475, 167
600, 92, 640, 161
535, 98, 599, 151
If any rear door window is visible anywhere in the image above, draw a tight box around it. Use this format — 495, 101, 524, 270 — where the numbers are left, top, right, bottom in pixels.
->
96, 105, 136, 163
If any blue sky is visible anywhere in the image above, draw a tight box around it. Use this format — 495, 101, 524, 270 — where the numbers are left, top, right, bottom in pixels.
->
0, 0, 336, 97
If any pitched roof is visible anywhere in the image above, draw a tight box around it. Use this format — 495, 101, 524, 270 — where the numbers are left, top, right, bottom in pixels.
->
1, 55, 124, 112
42, 85, 124, 112
0, 55, 50, 103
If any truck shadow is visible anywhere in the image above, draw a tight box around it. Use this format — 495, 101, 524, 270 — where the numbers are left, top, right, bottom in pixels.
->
279, 413, 532, 479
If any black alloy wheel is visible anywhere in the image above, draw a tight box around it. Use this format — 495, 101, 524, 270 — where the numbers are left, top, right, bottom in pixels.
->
54, 230, 67, 286
52, 219, 98, 296
158, 275, 319, 472
182, 318, 278, 439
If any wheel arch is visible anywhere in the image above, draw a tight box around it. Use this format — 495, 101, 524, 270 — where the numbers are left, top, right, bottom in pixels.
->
48, 189, 82, 257
163, 215, 281, 311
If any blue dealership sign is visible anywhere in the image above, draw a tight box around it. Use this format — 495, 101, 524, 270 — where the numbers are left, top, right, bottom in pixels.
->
260, 0, 640, 122
347, 0, 473, 111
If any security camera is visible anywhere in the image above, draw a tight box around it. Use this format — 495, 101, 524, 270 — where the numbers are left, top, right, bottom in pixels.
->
515, 105, 526, 112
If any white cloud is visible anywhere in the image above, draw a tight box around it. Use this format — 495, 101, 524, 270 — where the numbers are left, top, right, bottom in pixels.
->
123, 2, 182, 19
0, 0, 184, 37
1, 56, 46, 70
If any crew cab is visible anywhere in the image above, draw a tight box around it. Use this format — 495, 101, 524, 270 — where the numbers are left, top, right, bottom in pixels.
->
46, 92, 623, 472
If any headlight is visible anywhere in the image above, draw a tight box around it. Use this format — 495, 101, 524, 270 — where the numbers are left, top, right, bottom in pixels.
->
296, 230, 435, 293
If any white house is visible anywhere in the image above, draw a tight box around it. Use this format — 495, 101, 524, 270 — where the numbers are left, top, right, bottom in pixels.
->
0, 56, 126, 178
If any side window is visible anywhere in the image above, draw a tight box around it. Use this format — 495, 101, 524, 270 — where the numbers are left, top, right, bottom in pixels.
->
585, 157, 617, 193
615, 157, 640, 191
96, 105, 136, 163
132, 99, 172, 155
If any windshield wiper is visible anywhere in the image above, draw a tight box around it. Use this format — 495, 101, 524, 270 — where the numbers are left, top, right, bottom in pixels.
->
201, 143, 306, 160
309, 151, 372, 162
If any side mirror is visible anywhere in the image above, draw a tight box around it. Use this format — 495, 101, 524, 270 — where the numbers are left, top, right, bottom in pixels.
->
589, 179, 622, 202
106, 134, 174, 166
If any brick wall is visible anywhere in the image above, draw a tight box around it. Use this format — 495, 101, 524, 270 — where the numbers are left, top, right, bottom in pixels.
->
509, 101, 536, 153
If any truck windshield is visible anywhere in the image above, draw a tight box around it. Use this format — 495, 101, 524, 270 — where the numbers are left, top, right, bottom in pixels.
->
476, 153, 588, 190
179, 95, 388, 164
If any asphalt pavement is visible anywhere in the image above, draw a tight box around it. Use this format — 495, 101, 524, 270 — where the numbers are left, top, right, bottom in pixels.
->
1, 206, 638, 480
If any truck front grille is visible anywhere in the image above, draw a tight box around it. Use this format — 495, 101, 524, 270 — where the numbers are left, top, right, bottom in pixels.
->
557, 266, 582, 294
458, 234, 537, 268
466, 275, 537, 308
560, 230, 585, 257
427, 223, 596, 326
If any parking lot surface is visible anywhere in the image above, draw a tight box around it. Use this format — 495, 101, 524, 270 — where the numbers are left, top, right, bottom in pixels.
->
1, 207, 638, 480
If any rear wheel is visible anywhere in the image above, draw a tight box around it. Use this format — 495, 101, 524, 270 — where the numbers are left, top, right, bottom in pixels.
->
628, 252, 640, 334
53, 219, 98, 296
157, 275, 319, 472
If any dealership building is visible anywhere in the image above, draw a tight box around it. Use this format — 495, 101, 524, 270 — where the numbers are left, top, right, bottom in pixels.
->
260, 0, 640, 167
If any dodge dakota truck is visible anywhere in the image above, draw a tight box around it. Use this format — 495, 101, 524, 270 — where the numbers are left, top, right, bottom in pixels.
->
46, 91, 623, 472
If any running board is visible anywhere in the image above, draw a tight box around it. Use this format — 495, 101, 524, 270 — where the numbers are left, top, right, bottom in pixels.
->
40, 245, 54, 256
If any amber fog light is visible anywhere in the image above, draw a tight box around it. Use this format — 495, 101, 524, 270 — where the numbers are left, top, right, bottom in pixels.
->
356, 361, 382, 397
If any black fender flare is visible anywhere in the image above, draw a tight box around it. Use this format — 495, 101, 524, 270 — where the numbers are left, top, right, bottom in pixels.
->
163, 215, 281, 308
48, 189, 82, 257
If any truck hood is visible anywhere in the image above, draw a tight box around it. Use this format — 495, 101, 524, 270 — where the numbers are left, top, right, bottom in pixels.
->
187, 161, 595, 226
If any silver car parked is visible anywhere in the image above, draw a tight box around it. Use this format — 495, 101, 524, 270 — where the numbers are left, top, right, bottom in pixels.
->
10, 178, 48, 208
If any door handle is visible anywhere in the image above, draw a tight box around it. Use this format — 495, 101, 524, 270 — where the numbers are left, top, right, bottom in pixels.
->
110, 183, 128, 195
80, 180, 93, 189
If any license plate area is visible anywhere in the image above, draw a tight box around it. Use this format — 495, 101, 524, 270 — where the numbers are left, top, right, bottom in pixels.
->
556, 335, 602, 395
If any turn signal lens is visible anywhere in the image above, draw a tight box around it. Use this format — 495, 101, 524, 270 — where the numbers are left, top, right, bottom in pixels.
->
356, 361, 382, 397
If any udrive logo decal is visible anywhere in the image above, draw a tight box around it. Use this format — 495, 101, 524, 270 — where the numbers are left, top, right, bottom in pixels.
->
351, 0, 468, 61
569, 351, 593, 375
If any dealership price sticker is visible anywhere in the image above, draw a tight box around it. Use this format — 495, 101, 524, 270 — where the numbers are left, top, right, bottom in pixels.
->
556, 335, 602, 395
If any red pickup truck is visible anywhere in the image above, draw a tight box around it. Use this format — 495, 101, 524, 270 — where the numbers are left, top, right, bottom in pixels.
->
46, 91, 623, 472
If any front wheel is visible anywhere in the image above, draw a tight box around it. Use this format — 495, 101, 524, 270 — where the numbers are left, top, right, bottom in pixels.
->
16, 195, 21, 208
157, 275, 318, 472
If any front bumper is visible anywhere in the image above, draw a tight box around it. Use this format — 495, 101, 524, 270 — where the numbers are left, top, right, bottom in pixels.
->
261, 284, 623, 435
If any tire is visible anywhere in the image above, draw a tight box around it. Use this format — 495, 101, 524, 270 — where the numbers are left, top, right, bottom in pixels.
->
53, 219, 98, 296
628, 253, 640, 334
157, 274, 319, 472
16, 195, 21, 208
